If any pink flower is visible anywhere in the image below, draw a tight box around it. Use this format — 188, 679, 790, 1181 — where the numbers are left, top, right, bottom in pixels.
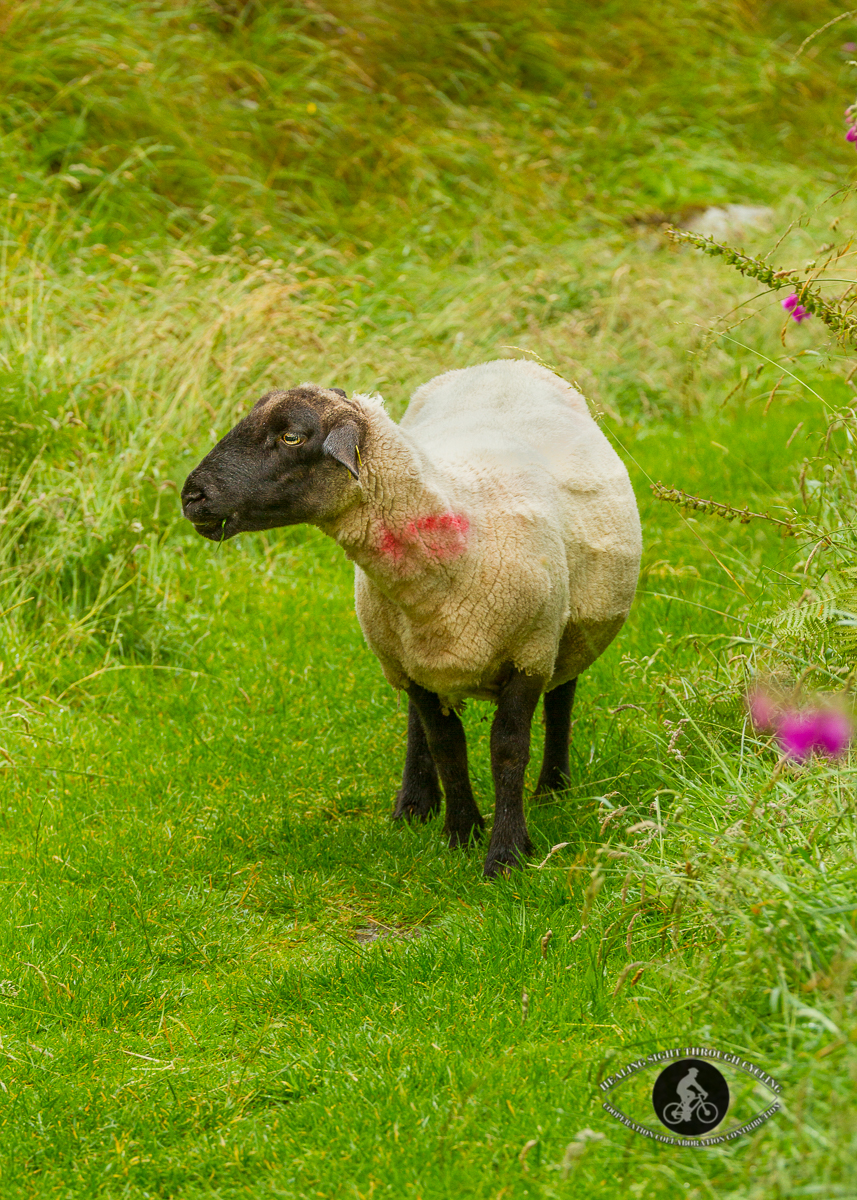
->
846, 127, 857, 143
781, 293, 810, 323
777, 709, 851, 760
746, 687, 852, 761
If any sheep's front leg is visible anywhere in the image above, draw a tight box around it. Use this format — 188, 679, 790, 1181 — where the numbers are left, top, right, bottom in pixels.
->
405, 683, 485, 848
392, 699, 442, 823
533, 677, 577, 797
484, 670, 545, 878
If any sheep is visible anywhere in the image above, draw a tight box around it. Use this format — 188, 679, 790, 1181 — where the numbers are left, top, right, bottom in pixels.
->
181, 359, 642, 877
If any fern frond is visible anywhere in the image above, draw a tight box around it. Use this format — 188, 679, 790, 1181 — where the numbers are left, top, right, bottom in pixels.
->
773, 570, 857, 660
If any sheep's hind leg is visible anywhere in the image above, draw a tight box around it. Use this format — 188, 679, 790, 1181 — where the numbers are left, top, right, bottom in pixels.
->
392, 699, 442, 823
533, 678, 577, 797
405, 683, 485, 848
484, 670, 545, 878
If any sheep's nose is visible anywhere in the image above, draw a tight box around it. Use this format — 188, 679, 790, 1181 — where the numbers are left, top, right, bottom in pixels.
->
181, 476, 213, 518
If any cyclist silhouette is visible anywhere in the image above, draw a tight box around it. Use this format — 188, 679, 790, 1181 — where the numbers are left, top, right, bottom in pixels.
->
676, 1068, 707, 1120
662, 1067, 720, 1126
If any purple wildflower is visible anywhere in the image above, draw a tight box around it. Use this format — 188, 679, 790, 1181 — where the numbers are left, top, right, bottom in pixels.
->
847, 127, 857, 143
746, 687, 852, 762
777, 709, 851, 761
844, 43, 857, 52
781, 293, 810, 323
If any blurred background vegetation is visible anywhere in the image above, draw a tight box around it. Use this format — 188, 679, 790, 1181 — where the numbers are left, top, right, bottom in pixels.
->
1, 0, 851, 251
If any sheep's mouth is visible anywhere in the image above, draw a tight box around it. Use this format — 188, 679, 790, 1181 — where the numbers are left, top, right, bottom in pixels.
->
188, 516, 240, 542
184, 507, 294, 540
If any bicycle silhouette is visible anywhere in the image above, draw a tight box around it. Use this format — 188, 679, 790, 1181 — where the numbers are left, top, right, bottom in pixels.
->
662, 1095, 720, 1125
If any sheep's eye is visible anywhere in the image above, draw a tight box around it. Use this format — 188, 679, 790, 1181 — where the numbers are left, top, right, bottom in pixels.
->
281, 432, 305, 446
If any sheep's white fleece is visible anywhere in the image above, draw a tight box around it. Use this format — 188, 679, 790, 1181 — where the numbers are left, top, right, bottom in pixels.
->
322, 359, 641, 706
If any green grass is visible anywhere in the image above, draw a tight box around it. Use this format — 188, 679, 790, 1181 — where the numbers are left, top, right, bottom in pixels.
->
3, 1, 857, 1196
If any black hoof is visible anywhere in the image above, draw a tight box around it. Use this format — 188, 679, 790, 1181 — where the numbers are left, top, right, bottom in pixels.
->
445, 817, 485, 849
483, 841, 533, 879
533, 772, 570, 799
392, 789, 441, 823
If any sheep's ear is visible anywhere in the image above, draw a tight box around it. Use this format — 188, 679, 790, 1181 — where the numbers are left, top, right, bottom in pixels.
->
328, 387, 347, 398
323, 421, 361, 479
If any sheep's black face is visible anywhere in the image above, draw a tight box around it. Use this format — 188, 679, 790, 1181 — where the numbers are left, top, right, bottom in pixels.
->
181, 386, 363, 541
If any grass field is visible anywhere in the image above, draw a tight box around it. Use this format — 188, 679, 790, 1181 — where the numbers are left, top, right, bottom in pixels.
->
3, 1, 857, 1196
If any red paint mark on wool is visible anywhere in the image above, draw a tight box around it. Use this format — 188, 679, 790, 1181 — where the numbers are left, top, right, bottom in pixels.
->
378, 527, 405, 561
377, 513, 469, 568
